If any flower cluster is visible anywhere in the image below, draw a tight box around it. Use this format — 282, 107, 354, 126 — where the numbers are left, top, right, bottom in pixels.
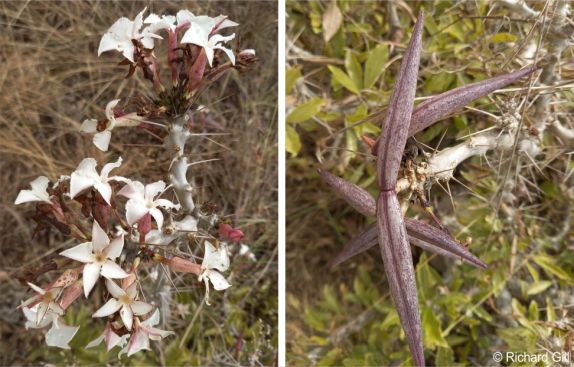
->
15, 7, 255, 356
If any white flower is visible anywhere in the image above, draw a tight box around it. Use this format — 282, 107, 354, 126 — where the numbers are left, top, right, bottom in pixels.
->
80, 99, 145, 152
123, 308, 174, 356
117, 180, 180, 230
146, 215, 198, 245
86, 322, 129, 351
98, 7, 162, 61
69, 157, 125, 205
239, 243, 257, 262
144, 13, 176, 33
22, 306, 79, 349
59, 221, 129, 297
20, 283, 64, 326
15, 176, 51, 205
92, 279, 153, 331
180, 15, 237, 67
198, 241, 231, 304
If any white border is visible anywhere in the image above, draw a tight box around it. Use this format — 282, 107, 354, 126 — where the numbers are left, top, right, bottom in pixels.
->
277, 0, 286, 365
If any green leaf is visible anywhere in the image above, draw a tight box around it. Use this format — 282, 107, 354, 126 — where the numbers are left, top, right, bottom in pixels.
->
364, 44, 388, 89
527, 280, 552, 296
328, 65, 360, 94
491, 32, 518, 43
286, 124, 302, 156
533, 255, 572, 281
286, 97, 325, 123
345, 50, 363, 91
286, 66, 302, 95
422, 307, 450, 349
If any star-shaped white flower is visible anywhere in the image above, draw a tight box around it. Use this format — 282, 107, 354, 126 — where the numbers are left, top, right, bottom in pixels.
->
92, 279, 153, 331
123, 308, 174, 356
22, 306, 79, 349
20, 283, 64, 326
80, 99, 145, 152
98, 7, 162, 61
86, 322, 130, 351
15, 176, 51, 205
60, 220, 129, 297
198, 241, 231, 304
69, 157, 125, 205
117, 180, 180, 230
180, 15, 237, 67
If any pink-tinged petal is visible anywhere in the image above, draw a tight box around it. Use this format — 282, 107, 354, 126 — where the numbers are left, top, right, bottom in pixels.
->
104, 325, 123, 351
91, 220, 110, 252
131, 301, 153, 316
167, 256, 202, 274
117, 180, 145, 200
127, 328, 150, 356
93, 130, 112, 152
377, 191, 424, 366
100, 156, 123, 179
93, 298, 122, 318
36, 301, 49, 326
83, 262, 102, 297
45, 320, 79, 349
60, 242, 94, 263
409, 66, 536, 136
94, 182, 113, 206
120, 305, 134, 331
377, 12, 424, 191
59, 282, 83, 310
208, 270, 231, 291
105, 234, 124, 260
101, 260, 129, 279
141, 308, 160, 327
105, 278, 127, 299
317, 168, 376, 217
142, 325, 175, 340
80, 118, 98, 133
144, 181, 166, 200
125, 199, 149, 226
27, 282, 46, 295
149, 207, 164, 230
126, 282, 138, 299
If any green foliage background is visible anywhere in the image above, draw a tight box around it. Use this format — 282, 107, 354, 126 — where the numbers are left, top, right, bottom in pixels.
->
286, 1, 574, 366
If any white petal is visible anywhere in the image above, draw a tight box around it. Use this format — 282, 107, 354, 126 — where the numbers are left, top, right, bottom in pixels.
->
94, 182, 112, 205
98, 33, 123, 56
93, 130, 112, 152
15, 189, 49, 205
105, 327, 125, 351
120, 305, 134, 331
30, 176, 51, 196
105, 234, 124, 260
180, 25, 208, 46
105, 278, 126, 299
208, 270, 231, 291
144, 181, 165, 200
126, 282, 138, 299
91, 220, 110, 252
121, 43, 136, 63
27, 282, 46, 295
49, 301, 65, 315
145, 230, 176, 246
203, 46, 215, 67
131, 301, 153, 316
45, 319, 79, 349
83, 262, 102, 297
127, 328, 150, 356
101, 260, 129, 279
36, 301, 49, 326
155, 198, 179, 210
144, 13, 160, 24
107, 17, 133, 37
215, 44, 235, 65
149, 207, 164, 230
93, 298, 122, 318
202, 241, 230, 272
86, 333, 105, 348
125, 199, 149, 226
80, 118, 98, 133
132, 7, 147, 35
100, 156, 123, 179
176, 10, 196, 26
210, 33, 235, 45
145, 326, 175, 340
70, 158, 98, 198
105, 99, 121, 121
176, 215, 198, 231
117, 180, 145, 200
142, 308, 160, 327
60, 242, 94, 263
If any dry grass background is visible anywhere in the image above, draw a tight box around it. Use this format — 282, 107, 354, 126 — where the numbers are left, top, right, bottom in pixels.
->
0, 1, 277, 365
